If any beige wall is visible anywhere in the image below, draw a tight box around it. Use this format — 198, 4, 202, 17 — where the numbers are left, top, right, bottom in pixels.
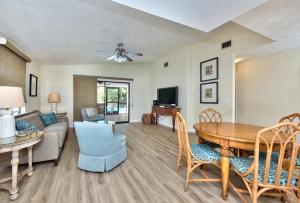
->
236, 50, 300, 126
150, 23, 271, 130
25, 59, 41, 111
151, 46, 192, 128
40, 63, 152, 124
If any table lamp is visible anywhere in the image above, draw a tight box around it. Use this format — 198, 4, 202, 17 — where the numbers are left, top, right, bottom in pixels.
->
48, 92, 60, 113
0, 86, 25, 138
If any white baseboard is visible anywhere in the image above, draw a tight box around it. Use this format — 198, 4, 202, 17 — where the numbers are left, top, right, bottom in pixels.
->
129, 120, 140, 123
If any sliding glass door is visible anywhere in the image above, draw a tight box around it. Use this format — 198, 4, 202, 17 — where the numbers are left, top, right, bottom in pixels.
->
97, 81, 129, 123
106, 87, 119, 114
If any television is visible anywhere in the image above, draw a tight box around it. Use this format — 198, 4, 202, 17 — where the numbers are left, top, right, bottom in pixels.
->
157, 86, 178, 106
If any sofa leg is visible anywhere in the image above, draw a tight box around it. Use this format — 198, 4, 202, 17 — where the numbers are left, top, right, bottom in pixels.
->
54, 159, 58, 166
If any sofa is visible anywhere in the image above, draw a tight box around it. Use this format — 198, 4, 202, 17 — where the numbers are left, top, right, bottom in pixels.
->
0, 110, 68, 166
74, 122, 126, 172
81, 107, 105, 122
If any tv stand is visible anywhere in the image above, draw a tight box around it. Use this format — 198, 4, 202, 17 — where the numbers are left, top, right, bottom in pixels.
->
152, 106, 181, 131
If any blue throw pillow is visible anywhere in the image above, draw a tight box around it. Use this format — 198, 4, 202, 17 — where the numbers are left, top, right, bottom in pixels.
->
39, 112, 57, 126
16, 120, 38, 131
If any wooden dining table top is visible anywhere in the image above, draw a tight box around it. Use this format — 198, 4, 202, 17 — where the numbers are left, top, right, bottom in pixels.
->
193, 122, 273, 145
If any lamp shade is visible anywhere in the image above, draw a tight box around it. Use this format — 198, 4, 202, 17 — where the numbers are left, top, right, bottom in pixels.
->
0, 86, 25, 108
48, 93, 60, 103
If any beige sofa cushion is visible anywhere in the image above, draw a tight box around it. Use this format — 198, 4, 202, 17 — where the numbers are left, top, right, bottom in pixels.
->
15, 111, 45, 130
43, 122, 68, 147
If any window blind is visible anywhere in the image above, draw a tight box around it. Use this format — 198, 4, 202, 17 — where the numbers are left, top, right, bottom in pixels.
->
0, 45, 26, 98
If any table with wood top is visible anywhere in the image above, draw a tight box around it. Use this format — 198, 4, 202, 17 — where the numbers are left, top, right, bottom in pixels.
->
193, 122, 273, 200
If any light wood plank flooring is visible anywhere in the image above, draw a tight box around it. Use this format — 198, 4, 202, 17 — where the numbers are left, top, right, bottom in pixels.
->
0, 123, 278, 203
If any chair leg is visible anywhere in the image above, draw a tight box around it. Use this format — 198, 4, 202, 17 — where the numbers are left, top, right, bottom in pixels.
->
176, 151, 182, 173
184, 167, 191, 192
252, 188, 258, 203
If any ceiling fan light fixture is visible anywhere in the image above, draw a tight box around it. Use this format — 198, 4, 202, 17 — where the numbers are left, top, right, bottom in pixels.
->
114, 56, 127, 63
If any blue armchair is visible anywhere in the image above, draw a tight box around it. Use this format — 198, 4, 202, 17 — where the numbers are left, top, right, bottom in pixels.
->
74, 122, 127, 172
80, 107, 105, 122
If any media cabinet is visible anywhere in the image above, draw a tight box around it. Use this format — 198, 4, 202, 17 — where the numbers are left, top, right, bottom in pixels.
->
151, 106, 181, 131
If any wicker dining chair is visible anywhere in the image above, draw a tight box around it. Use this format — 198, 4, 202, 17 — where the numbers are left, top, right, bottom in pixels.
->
230, 122, 300, 203
279, 113, 300, 169
198, 108, 222, 147
175, 112, 186, 173
176, 112, 221, 191
199, 108, 222, 123
279, 113, 300, 127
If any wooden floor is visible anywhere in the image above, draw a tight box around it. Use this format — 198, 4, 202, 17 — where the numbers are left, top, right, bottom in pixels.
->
105, 113, 128, 122
0, 123, 278, 203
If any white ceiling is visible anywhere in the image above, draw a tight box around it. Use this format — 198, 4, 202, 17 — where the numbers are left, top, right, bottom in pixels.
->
112, 0, 268, 32
234, 0, 300, 59
0, 0, 299, 64
0, 0, 206, 64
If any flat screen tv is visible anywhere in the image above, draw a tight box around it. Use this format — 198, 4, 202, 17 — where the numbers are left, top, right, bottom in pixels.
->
157, 86, 178, 106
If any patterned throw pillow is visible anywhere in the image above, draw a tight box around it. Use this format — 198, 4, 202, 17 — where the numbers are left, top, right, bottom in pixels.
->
39, 112, 57, 126
15, 120, 38, 131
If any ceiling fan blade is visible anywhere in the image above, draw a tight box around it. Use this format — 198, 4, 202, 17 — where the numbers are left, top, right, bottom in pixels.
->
126, 52, 143, 56
96, 50, 115, 53
124, 55, 133, 62
107, 55, 117, 60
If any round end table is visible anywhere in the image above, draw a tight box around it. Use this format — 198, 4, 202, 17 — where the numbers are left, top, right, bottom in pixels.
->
0, 130, 43, 200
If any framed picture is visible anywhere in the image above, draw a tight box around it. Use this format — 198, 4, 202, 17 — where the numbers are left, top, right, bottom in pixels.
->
200, 57, 218, 82
200, 82, 218, 104
29, 74, 38, 97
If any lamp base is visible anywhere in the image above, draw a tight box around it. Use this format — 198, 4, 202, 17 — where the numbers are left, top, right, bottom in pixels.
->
51, 103, 57, 114
0, 109, 16, 139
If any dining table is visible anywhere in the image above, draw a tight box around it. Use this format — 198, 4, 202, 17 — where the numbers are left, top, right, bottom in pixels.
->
193, 122, 275, 200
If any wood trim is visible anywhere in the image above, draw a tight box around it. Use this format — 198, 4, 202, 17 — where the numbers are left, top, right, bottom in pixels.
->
1, 41, 31, 62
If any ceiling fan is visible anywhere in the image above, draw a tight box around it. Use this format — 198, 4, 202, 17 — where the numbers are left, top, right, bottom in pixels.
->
97, 43, 143, 63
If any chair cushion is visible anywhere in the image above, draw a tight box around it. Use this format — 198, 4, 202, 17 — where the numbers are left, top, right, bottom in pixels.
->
15, 120, 38, 131
43, 122, 68, 147
296, 158, 300, 166
230, 156, 298, 186
39, 113, 57, 126
85, 108, 97, 118
190, 144, 220, 161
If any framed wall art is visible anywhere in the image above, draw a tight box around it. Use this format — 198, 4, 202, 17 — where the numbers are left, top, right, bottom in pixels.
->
29, 74, 38, 97
200, 82, 218, 104
200, 57, 218, 82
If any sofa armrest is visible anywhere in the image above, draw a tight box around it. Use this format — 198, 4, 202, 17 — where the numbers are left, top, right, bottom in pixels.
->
57, 116, 68, 123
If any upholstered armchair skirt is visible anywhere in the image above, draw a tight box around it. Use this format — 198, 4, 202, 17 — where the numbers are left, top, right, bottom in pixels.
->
74, 122, 127, 172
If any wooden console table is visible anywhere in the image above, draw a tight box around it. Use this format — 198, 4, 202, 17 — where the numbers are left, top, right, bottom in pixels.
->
152, 106, 181, 131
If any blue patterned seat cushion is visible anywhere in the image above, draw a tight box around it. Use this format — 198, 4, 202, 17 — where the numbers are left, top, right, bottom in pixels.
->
260, 152, 300, 167
296, 158, 300, 166
16, 120, 38, 131
39, 113, 57, 126
230, 156, 298, 186
190, 144, 220, 161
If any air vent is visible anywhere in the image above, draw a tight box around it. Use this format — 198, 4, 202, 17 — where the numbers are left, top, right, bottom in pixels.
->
164, 62, 168, 68
221, 40, 232, 49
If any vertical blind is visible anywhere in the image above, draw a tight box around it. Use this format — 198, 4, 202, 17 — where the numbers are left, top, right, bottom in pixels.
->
0, 45, 26, 98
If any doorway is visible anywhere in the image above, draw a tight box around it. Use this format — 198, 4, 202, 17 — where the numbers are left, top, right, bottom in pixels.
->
97, 81, 130, 123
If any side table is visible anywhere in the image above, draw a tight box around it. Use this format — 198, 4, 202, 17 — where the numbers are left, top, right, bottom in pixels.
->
0, 131, 44, 200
